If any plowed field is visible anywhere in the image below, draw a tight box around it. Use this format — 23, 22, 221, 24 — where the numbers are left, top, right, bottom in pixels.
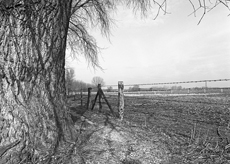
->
69, 93, 230, 163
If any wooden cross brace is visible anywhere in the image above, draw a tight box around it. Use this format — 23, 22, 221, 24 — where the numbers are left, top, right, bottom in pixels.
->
91, 84, 115, 116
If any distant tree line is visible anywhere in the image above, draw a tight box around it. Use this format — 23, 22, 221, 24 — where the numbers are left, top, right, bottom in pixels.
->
65, 68, 107, 93
72, 81, 93, 92
106, 85, 227, 92
127, 85, 183, 92
65, 68, 93, 94
105, 85, 184, 92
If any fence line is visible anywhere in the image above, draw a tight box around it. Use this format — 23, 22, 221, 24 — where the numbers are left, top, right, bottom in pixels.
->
68, 78, 230, 98
68, 90, 230, 109
105, 79, 230, 87
67, 81, 229, 124
67, 80, 229, 119
68, 79, 230, 96
68, 83, 124, 119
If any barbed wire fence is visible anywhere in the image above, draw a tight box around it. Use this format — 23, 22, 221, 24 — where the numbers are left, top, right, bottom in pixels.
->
67, 79, 230, 119
67, 82, 125, 119
106, 79, 230, 87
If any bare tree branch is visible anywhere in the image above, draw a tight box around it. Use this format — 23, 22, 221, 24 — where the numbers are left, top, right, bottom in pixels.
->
68, 0, 230, 69
187, 0, 229, 23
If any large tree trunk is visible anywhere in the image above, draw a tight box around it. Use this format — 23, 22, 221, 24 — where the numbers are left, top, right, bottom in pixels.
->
0, 1, 75, 163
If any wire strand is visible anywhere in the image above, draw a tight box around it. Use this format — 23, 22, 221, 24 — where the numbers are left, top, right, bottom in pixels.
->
105, 79, 230, 87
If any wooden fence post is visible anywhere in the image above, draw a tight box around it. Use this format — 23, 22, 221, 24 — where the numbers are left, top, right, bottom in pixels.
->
118, 81, 124, 120
204, 88, 206, 94
91, 84, 101, 111
98, 84, 102, 112
91, 89, 98, 111
80, 88, 83, 107
87, 87, 92, 110
74, 91, 76, 101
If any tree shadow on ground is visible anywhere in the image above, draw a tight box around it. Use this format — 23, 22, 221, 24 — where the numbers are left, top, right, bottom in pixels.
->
71, 110, 170, 164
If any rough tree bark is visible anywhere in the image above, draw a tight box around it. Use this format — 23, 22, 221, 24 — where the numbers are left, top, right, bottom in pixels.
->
0, 0, 229, 163
0, 1, 75, 163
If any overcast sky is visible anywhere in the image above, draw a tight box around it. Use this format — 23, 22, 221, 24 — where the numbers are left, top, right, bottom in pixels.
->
66, 1, 230, 88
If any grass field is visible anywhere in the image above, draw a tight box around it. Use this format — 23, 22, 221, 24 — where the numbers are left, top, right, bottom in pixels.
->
69, 93, 230, 163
